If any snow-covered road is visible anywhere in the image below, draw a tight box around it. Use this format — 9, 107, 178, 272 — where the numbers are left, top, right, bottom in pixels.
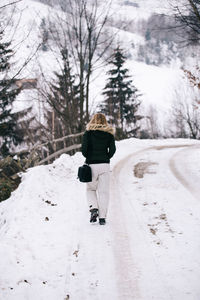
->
111, 143, 200, 300
0, 139, 200, 300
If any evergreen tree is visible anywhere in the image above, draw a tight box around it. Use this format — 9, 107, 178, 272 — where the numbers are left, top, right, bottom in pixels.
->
46, 48, 80, 141
101, 47, 142, 139
0, 30, 23, 157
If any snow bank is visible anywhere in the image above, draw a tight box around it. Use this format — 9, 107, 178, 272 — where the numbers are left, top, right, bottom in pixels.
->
0, 152, 85, 299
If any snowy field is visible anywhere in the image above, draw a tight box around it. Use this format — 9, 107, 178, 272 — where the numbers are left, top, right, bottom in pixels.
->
0, 138, 200, 300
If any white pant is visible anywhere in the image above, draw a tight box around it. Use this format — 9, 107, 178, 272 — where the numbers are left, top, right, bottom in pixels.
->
86, 163, 110, 219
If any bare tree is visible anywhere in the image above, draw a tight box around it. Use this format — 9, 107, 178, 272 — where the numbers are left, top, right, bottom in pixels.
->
0, 1, 43, 155
171, 0, 200, 45
0, 0, 41, 87
170, 87, 200, 139
0, 0, 22, 10
45, 0, 114, 129
144, 105, 161, 138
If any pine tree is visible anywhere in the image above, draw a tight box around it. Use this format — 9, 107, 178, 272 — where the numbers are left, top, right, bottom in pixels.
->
101, 47, 142, 139
46, 48, 80, 141
0, 30, 23, 157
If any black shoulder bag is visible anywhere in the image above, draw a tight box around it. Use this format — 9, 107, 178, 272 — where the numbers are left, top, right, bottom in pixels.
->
77, 132, 92, 183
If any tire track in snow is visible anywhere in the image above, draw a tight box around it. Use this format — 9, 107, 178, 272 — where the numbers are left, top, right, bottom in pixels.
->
110, 160, 140, 299
110, 147, 169, 300
110, 143, 198, 300
169, 145, 200, 201
110, 148, 155, 300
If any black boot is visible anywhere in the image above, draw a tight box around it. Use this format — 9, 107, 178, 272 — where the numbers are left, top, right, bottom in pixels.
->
90, 208, 98, 223
99, 218, 106, 225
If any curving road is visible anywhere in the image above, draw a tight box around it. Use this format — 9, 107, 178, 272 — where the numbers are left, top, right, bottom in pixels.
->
109, 143, 200, 300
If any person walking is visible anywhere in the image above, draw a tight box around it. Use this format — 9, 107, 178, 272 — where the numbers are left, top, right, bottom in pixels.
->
81, 113, 116, 225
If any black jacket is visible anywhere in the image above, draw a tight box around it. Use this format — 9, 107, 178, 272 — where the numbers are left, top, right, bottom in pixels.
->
81, 130, 116, 164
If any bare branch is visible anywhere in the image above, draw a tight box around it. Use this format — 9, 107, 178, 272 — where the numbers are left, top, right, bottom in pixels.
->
188, 0, 200, 22
0, 0, 22, 10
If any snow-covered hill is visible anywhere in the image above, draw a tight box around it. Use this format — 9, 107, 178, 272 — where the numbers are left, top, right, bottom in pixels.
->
1, 137, 200, 299
3, 0, 198, 127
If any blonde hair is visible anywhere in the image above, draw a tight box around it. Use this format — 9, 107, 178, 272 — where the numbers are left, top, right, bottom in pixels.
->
88, 113, 108, 126
86, 113, 114, 135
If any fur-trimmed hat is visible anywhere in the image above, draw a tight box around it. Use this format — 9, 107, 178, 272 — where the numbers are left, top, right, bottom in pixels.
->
86, 113, 115, 135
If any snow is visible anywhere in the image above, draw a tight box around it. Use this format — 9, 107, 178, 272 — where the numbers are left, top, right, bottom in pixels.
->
1, 2, 200, 297
129, 61, 184, 109
1, 137, 200, 299
110, 0, 173, 21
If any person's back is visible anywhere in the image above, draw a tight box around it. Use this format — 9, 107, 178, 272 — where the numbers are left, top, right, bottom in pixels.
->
81, 113, 116, 225
82, 128, 116, 164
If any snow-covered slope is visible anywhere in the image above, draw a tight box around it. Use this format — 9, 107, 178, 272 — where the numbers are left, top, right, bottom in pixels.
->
3, 0, 197, 123
1, 138, 200, 299
110, 0, 173, 20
